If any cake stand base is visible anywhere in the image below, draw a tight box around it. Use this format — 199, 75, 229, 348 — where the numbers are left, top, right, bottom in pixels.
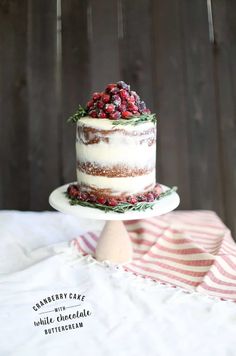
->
49, 182, 180, 264
95, 220, 132, 263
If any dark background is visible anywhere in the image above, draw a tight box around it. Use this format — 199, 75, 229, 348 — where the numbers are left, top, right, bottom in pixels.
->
0, 0, 235, 236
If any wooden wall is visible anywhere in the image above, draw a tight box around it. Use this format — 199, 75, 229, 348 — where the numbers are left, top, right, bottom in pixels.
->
0, 0, 235, 236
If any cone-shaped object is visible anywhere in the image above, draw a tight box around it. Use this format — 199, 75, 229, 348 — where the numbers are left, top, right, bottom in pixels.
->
95, 220, 133, 263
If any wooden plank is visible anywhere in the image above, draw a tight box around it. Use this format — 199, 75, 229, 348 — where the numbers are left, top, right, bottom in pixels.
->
120, 0, 154, 111
178, 0, 224, 216
0, 1, 29, 209
152, 0, 191, 209
27, 0, 60, 210
61, 0, 90, 183
89, 0, 120, 92
212, 0, 236, 236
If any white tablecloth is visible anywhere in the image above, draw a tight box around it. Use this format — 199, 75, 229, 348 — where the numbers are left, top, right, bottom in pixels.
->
0, 211, 235, 356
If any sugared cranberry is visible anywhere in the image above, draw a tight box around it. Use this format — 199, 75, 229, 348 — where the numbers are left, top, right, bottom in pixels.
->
146, 193, 154, 202
128, 95, 136, 103
89, 110, 97, 118
105, 104, 115, 113
93, 92, 101, 101
88, 194, 96, 202
81, 192, 88, 201
122, 111, 133, 119
117, 81, 130, 91
143, 108, 151, 114
106, 84, 117, 93
127, 196, 138, 204
120, 89, 129, 100
111, 95, 121, 107
108, 198, 118, 206
87, 100, 94, 108
128, 103, 138, 112
97, 196, 106, 205
102, 93, 110, 103
97, 100, 104, 109
119, 104, 126, 112
110, 87, 120, 95
98, 111, 107, 118
68, 185, 79, 197
138, 101, 146, 112
137, 195, 147, 202
109, 111, 121, 120
154, 184, 163, 196
131, 91, 140, 101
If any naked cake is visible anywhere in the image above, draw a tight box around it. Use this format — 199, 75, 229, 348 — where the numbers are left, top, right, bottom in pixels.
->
67, 81, 163, 211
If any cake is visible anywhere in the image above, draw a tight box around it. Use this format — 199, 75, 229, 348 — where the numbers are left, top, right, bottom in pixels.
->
67, 81, 163, 210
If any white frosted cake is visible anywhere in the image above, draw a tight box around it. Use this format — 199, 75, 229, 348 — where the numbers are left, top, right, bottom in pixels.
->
68, 81, 161, 208
76, 117, 156, 200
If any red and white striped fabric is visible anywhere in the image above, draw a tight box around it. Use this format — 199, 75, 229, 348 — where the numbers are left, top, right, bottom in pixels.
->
72, 210, 236, 301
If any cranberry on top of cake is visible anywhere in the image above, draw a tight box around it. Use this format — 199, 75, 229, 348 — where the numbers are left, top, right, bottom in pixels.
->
86, 81, 151, 120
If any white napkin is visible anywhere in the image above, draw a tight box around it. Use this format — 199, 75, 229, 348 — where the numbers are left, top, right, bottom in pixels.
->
0, 211, 235, 356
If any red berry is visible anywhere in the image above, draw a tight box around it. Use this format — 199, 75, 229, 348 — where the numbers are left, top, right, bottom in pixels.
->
81, 192, 88, 201
129, 95, 136, 103
93, 92, 101, 101
68, 185, 79, 198
122, 111, 133, 119
143, 108, 151, 114
146, 193, 154, 202
127, 196, 137, 204
120, 89, 129, 99
102, 93, 110, 103
128, 103, 138, 112
97, 196, 106, 205
105, 104, 115, 113
106, 84, 117, 93
138, 101, 146, 112
108, 198, 118, 206
87, 100, 94, 108
154, 184, 163, 197
137, 195, 147, 202
88, 194, 96, 202
111, 95, 121, 107
98, 111, 107, 118
97, 100, 104, 109
117, 81, 130, 91
89, 110, 97, 118
110, 87, 120, 95
119, 104, 126, 112
109, 111, 121, 120
131, 91, 140, 101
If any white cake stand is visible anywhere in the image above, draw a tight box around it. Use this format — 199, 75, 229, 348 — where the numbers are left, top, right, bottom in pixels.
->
49, 183, 180, 263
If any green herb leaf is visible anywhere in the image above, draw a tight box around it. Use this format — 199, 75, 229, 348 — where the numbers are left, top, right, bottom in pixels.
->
65, 186, 177, 213
112, 113, 157, 126
67, 105, 87, 123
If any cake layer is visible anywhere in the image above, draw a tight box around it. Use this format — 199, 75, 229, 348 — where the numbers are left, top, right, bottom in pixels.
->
77, 161, 152, 177
76, 169, 155, 195
76, 118, 156, 169
76, 142, 155, 169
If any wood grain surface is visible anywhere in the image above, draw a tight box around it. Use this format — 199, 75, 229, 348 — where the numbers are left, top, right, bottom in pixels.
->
0, 0, 235, 237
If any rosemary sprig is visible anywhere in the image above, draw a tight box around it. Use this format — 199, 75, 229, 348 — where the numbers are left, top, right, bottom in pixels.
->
67, 105, 87, 123
65, 186, 177, 213
112, 113, 157, 126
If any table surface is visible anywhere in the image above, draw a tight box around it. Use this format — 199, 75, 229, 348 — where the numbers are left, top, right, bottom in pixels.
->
0, 210, 235, 356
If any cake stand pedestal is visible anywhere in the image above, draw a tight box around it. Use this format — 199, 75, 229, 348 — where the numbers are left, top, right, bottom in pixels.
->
49, 183, 180, 263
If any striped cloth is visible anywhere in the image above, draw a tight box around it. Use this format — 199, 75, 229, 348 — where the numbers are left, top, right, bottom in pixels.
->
72, 210, 236, 301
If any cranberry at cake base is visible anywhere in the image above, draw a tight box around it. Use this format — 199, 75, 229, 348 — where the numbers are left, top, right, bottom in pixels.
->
76, 117, 156, 199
